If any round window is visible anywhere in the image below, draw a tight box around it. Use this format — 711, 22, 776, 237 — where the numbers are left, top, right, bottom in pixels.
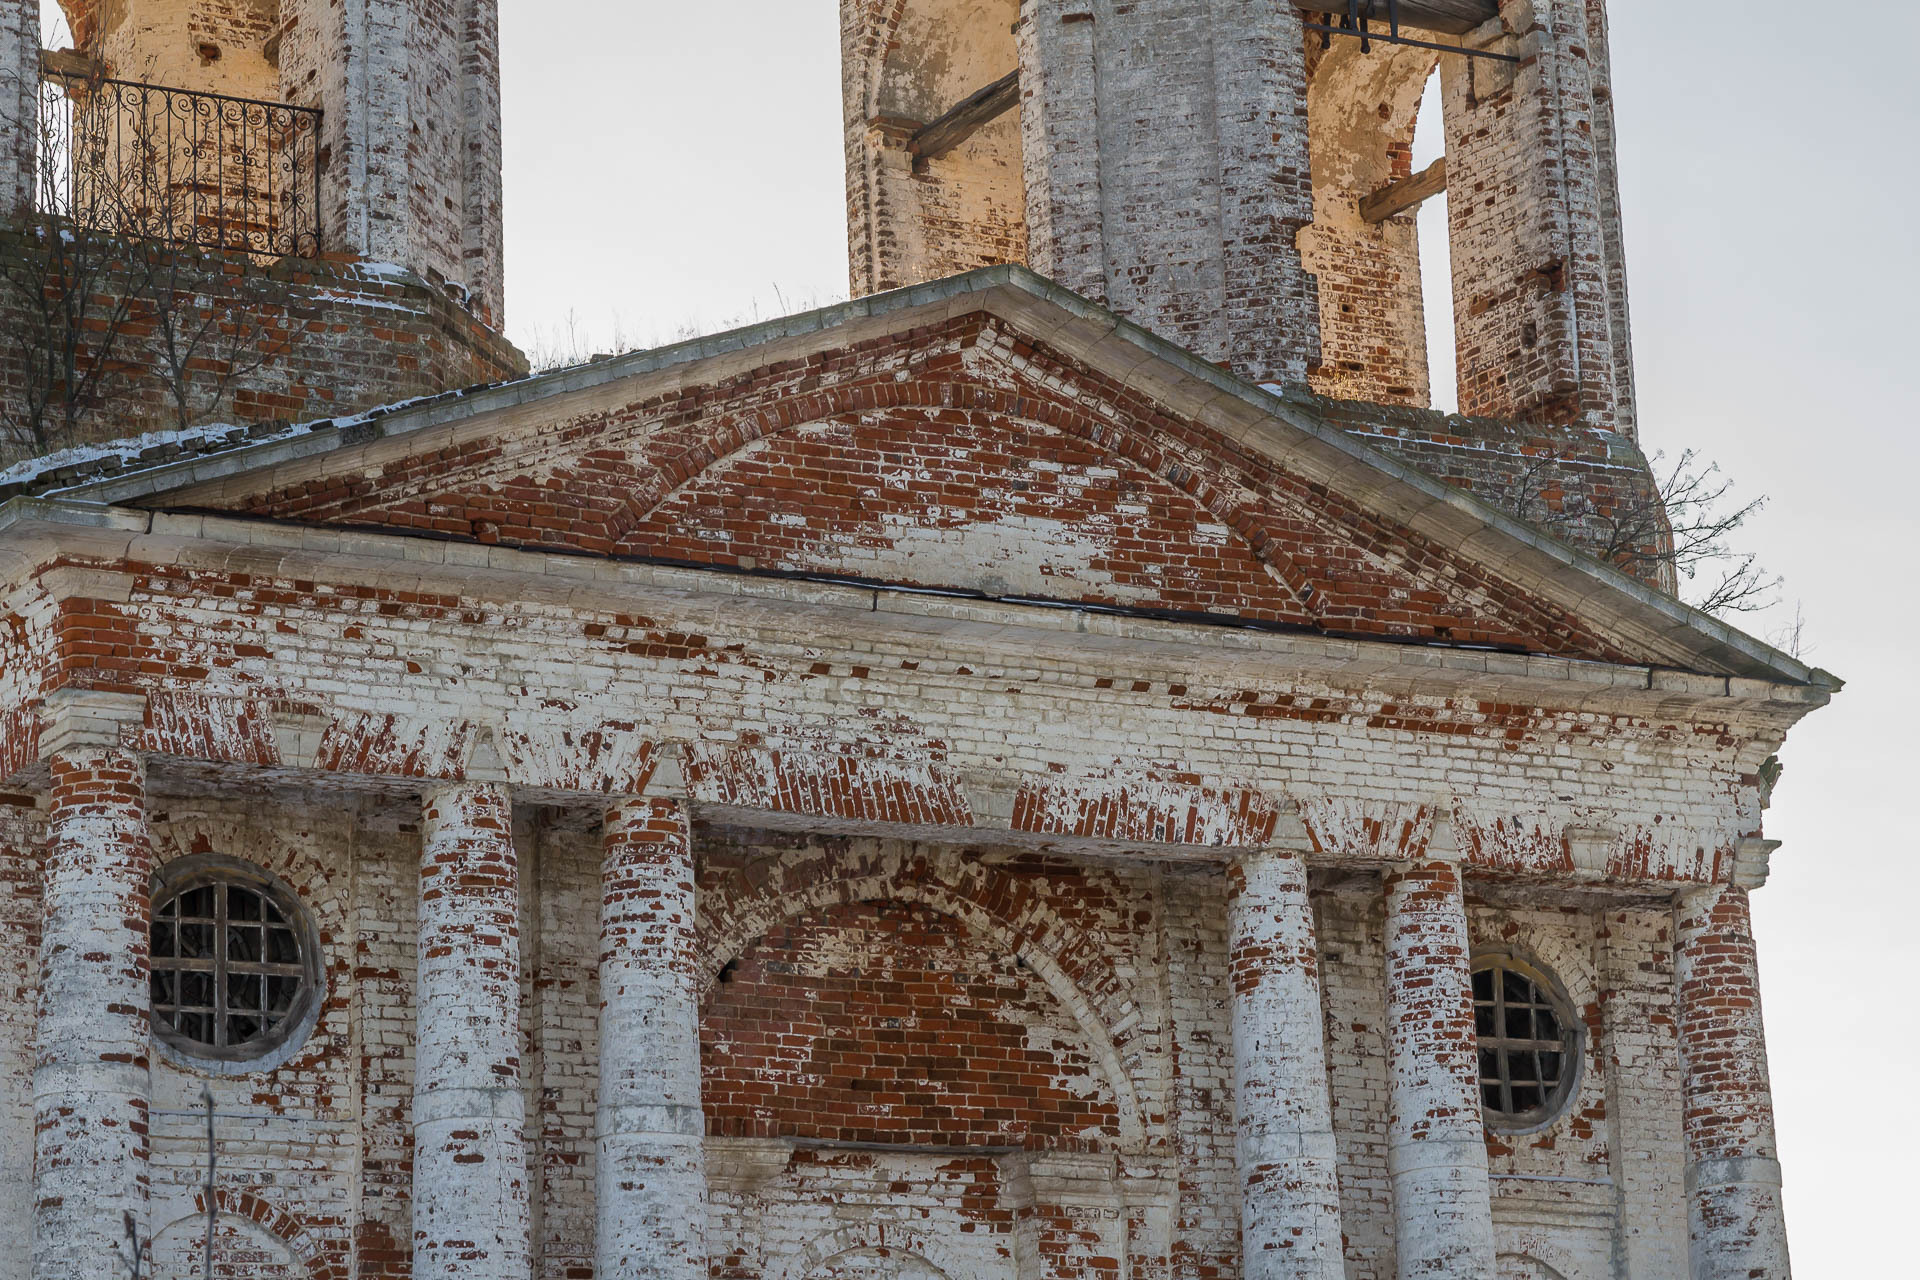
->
1471, 954, 1581, 1130
149, 856, 323, 1068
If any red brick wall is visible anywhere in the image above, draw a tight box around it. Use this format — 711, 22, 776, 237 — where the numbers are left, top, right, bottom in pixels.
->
218, 314, 1642, 661
703, 899, 1121, 1150
0, 235, 525, 461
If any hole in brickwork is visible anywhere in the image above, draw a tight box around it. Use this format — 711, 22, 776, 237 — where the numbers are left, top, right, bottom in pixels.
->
702, 900, 1118, 1150
1472, 954, 1579, 1130
150, 855, 322, 1068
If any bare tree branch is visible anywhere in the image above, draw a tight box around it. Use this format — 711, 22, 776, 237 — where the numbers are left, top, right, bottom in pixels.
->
1500, 445, 1781, 617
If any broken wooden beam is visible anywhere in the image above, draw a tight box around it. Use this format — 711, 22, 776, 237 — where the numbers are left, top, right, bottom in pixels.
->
1360, 156, 1447, 223
908, 70, 1021, 162
1294, 2, 1499, 37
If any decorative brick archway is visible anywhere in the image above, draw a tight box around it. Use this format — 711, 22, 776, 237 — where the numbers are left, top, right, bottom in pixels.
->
701, 841, 1153, 1148
781, 1224, 974, 1280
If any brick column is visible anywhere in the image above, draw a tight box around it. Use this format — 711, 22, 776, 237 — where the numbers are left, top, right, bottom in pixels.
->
1674, 885, 1791, 1279
33, 747, 152, 1280
597, 797, 706, 1278
1383, 850, 1496, 1280
1227, 847, 1345, 1279
413, 783, 528, 1280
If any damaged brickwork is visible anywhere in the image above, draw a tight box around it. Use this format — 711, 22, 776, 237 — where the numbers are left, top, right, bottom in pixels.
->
0, 2, 1824, 1278
2, 0, 520, 453
0, 242, 526, 458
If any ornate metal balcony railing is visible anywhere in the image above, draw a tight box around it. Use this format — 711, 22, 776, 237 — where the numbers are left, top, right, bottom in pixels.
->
37, 60, 322, 258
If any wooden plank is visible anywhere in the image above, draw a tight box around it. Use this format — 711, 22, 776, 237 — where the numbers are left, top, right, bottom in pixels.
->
907, 70, 1022, 162
1295, 2, 1499, 37
1360, 156, 1448, 223
39, 48, 107, 80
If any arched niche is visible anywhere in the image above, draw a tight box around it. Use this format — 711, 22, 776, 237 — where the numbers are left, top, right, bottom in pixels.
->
702, 896, 1130, 1151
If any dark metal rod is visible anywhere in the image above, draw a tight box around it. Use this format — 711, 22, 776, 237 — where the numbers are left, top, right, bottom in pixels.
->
41, 68, 322, 117
1302, 18, 1519, 62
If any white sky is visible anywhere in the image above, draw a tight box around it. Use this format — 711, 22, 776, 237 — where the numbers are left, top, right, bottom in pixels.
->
502, 3, 1912, 1268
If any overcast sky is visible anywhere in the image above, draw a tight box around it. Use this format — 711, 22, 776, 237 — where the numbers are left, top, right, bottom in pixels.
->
497, 3, 1914, 1269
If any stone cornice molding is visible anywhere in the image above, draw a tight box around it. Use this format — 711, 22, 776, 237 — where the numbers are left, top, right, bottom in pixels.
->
37, 688, 148, 758
0, 503, 1834, 729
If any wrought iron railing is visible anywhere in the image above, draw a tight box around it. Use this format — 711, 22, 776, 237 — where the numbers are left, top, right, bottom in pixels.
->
37, 62, 322, 258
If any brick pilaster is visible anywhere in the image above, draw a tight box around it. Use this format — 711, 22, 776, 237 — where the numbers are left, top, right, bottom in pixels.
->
1674, 884, 1791, 1279
1599, 907, 1689, 1277
1227, 847, 1345, 1279
32, 747, 151, 1280
412, 782, 528, 1280
1383, 853, 1496, 1280
597, 797, 706, 1278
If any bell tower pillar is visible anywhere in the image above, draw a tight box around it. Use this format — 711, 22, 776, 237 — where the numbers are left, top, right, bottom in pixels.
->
844, 0, 1638, 431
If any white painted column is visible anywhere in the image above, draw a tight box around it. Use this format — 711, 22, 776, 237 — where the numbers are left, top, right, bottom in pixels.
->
1227, 847, 1346, 1279
0, 0, 36, 217
1675, 884, 1791, 1280
597, 797, 706, 1279
1383, 833, 1496, 1280
413, 782, 528, 1280
32, 746, 152, 1280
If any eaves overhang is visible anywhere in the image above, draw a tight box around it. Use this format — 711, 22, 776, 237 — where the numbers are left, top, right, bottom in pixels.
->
0, 265, 1840, 694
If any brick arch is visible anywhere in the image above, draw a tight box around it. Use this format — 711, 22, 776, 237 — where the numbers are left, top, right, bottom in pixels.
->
150, 1189, 338, 1280
701, 843, 1152, 1148
590, 351, 1617, 653
781, 1223, 977, 1280
604, 372, 1327, 623
625, 407, 1317, 623
1301, 27, 1441, 405
861, 0, 1020, 121
47, 0, 100, 47
1496, 1252, 1572, 1280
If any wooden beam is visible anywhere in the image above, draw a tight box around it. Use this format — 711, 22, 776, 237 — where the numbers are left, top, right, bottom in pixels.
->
39, 47, 107, 80
1295, 2, 1499, 38
907, 70, 1021, 162
1360, 156, 1447, 223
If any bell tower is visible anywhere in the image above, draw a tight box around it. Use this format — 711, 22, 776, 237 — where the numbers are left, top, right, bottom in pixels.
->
9, 0, 506, 322
843, 1, 1638, 434
0, 0, 520, 450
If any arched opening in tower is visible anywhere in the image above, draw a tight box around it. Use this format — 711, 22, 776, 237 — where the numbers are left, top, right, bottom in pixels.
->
849, 0, 1028, 294
1300, 31, 1444, 408
1412, 66, 1457, 414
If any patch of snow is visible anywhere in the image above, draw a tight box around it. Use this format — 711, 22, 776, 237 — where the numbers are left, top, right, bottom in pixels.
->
307, 290, 426, 315
1, 423, 265, 487
352, 261, 413, 281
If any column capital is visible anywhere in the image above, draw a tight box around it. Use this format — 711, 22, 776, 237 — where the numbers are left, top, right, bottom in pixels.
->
1730, 838, 1782, 890
37, 689, 147, 759
1422, 805, 1466, 865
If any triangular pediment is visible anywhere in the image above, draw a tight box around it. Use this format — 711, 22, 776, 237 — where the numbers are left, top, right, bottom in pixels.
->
39, 267, 1821, 684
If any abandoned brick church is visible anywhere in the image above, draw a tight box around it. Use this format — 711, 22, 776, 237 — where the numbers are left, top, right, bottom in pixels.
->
0, 2, 1835, 1279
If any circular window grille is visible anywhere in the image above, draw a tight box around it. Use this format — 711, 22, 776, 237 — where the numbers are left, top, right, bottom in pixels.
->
149, 857, 322, 1066
1472, 956, 1580, 1129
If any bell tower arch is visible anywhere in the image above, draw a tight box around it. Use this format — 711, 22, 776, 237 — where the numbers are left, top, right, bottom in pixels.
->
841, 0, 1638, 432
